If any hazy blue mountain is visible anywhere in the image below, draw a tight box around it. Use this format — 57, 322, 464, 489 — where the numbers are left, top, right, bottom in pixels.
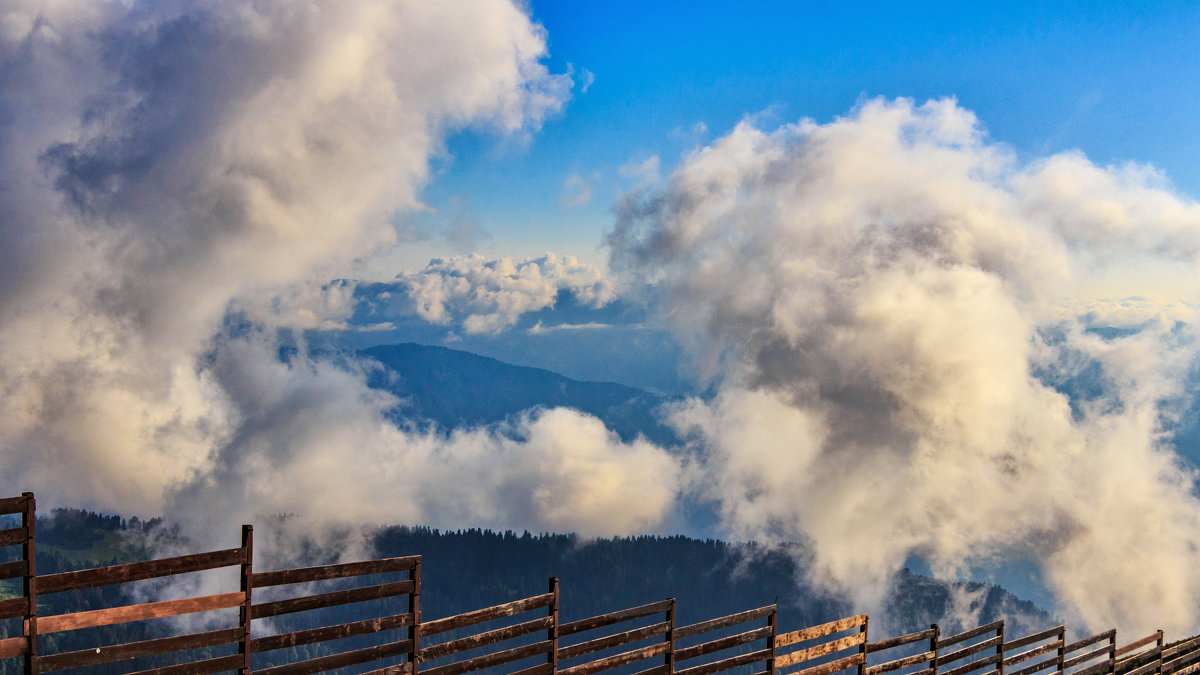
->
358, 342, 680, 445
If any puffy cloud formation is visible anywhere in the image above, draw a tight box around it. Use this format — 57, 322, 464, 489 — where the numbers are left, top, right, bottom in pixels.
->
610, 98, 1200, 635
166, 334, 680, 539
370, 253, 616, 334
0, 0, 679, 551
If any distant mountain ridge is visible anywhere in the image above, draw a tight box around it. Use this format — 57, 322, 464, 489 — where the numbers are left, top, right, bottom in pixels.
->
359, 342, 679, 445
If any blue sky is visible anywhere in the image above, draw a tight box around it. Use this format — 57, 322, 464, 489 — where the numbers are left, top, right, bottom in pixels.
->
399, 1, 1200, 271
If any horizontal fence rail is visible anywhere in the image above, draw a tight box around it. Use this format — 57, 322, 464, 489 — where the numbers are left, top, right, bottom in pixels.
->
3, 491, 1200, 675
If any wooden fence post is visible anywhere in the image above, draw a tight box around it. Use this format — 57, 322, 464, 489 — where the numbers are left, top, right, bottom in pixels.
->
1056, 627, 1065, 675
238, 524, 253, 675
665, 597, 677, 675
997, 620, 1005, 675
548, 577, 559, 672
410, 560, 421, 675
1109, 631, 1117, 675
931, 624, 941, 675
766, 604, 777, 675
1156, 630, 1164, 675
858, 615, 869, 675
21, 492, 36, 675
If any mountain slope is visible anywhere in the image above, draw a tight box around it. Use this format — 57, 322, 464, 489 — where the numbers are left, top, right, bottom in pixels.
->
359, 342, 679, 444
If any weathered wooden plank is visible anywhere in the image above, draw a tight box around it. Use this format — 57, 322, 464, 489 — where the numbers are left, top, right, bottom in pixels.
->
39, 591, 244, 633
251, 613, 413, 652
780, 632, 867, 666
420, 640, 554, 675
867, 666, 934, 675
1067, 631, 1117, 654
558, 621, 670, 661
1009, 655, 1062, 675
1164, 646, 1200, 674
1165, 638, 1200, 661
253, 638, 413, 675
675, 626, 773, 663
559, 599, 675, 637
37, 548, 246, 594
865, 651, 935, 675
127, 653, 243, 675
1005, 627, 1065, 652
558, 642, 670, 675
786, 651, 865, 675
509, 663, 555, 675
940, 654, 1002, 675
937, 636, 1002, 667
1173, 664, 1200, 675
675, 648, 773, 675
675, 606, 775, 640
421, 616, 552, 661
630, 665, 671, 675
1116, 635, 1161, 659
777, 615, 868, 649
1071, 658, 1116, 675
421, 593, 555, 637
1164, 640, 1200, 662
1122, 659, 1163, 675
1117, 650, 1162, 674
1064, 647, 1112, 670
0, 559, 28, 581
0, 495, 27, 515
0, 636, 27, 659
251, 555, 421, 588
938, 622, 1004, 650
0, 527, 26, 547
36, 627, 241, 671
1004, 641, 1061, 667
867, 629, 937, 654
0, 596, 27, 620
251, 580, 414, 619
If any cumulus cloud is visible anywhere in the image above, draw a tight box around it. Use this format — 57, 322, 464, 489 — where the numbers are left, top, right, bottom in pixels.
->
166, 334, 679, 540
359, 253, 616, 334
0, 0, 679, 558
610, 97, 1200, 636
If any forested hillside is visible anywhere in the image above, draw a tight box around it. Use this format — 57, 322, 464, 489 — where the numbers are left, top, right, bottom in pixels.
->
2, 509, 1051, 648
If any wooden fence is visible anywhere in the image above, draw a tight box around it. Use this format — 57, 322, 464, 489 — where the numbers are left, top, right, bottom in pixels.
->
3, 492, 1200, 675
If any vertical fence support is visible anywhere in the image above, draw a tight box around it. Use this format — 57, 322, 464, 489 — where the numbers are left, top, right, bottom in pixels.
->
21, 492, 36, 675
666, 597, 677, 675
1157, 631, 1165, 675
1109, 631, 1118, 675
238, 524, 254, 675
1056, 627, 1066, 675
766, 604, 777, 675
858, 615, 869, 675
548, 577, 559, 672
996, 620, 1005, 675
410, 560, 421, 675
931, 624, 941, 675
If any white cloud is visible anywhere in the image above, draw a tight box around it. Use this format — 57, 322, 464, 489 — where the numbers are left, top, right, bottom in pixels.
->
377, 252, 616, 334
611, 97, 1200, 636
166, 336, 680, 541
0, 0, 675, 557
